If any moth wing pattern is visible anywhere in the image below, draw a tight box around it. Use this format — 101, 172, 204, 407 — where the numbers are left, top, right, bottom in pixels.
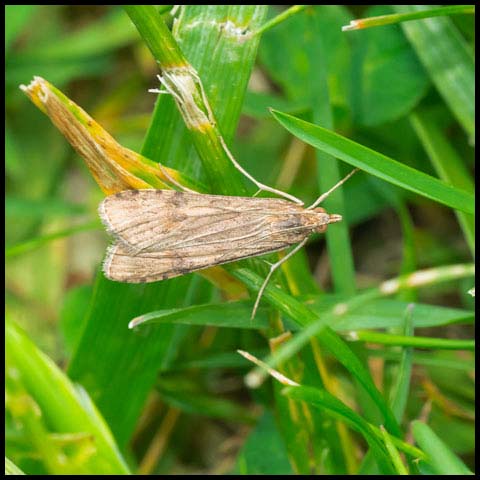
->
99, 189, 311, 283
102, 237, 289, 283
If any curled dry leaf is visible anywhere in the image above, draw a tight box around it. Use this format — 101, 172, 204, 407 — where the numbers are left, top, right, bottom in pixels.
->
19, 76, 195, 195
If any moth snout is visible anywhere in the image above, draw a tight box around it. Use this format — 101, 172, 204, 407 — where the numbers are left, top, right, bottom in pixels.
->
308, 208, 342, 234
328, 214, 342, 223
311, 207, 342, 225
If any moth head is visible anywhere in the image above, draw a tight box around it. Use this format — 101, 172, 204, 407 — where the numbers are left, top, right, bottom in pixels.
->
312, 207, 342, 233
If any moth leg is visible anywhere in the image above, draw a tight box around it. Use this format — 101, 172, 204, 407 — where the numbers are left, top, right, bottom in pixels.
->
218, 134, 305, 205
188, 69, 304, 206
158, 162, 198, 194
307, 168, 358, 210
251, 237, 309, 320
153, 67, 304, 205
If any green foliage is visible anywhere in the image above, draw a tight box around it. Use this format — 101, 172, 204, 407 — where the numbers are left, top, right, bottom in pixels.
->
6, 5, 474, 475
412, 421, 473, 475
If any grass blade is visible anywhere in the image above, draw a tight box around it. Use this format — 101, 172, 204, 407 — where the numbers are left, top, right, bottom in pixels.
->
393, 5, 475, 140
409, 110, 475, 256
348, 331, 474, 351
343, 5, 475, 31
6, 318, 130, 474
67, 6, 269, 450
412, 421, 473, 475
283, 386, 395, 474
271, 109, 474, 214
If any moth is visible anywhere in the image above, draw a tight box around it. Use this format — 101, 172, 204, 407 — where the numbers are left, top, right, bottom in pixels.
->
99, 169, 356, 319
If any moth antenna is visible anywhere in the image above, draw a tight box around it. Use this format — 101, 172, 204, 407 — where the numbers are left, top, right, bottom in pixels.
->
151, 67, 303, 205
251, 237, 309, 320
307, 168, 358, 210
189, 68, 304, 205
218, 134, 304, 205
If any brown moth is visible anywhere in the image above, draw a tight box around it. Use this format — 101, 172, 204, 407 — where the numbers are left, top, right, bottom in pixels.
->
99, 169, 356, 318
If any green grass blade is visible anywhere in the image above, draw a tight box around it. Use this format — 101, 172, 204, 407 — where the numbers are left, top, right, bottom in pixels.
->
6, 318, 130, 474
410, 110, 475, 256
271, 109, 474, 214
343, 5, 475, 31
393, 5, 475, 140
369, 349, 474, 372
251, 5, 307, 37
139, 5, 267, 190
412, 421, 474, 475
349, 331, 474, 351
233, 268, 401, 437
240, 263, 474, 399
129, 303, 269, 330
68, 6, 268, 451
131, 296, 473, 332
283, 386, 395, 473
308, 10, 355, 295
388, 306, 414, 422
379, 426, 409, 475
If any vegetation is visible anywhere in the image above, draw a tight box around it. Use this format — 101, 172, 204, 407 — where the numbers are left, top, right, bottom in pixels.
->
6, 5, 474, 475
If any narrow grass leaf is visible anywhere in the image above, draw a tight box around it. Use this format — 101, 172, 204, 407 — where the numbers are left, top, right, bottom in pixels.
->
412, 421, 474, 475
233, 268, 401, 437
410, 110, 475, 256
388, 306, 414, 422
283, 386, 395, 474
271, 109, 474, 214
6, 319, 130, 474
68, 6, 269, 450
369, 349, 474, 372
129, 303, 269, 330
379, 426, 409, 475
348, 331, 474, 351
307, 9, 355, 295
393, 5, 475, 140
131, 296, 473, 332
343, 5, 475, 31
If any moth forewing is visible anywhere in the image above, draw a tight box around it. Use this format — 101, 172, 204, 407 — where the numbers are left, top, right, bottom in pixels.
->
98, 189, 341, 284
